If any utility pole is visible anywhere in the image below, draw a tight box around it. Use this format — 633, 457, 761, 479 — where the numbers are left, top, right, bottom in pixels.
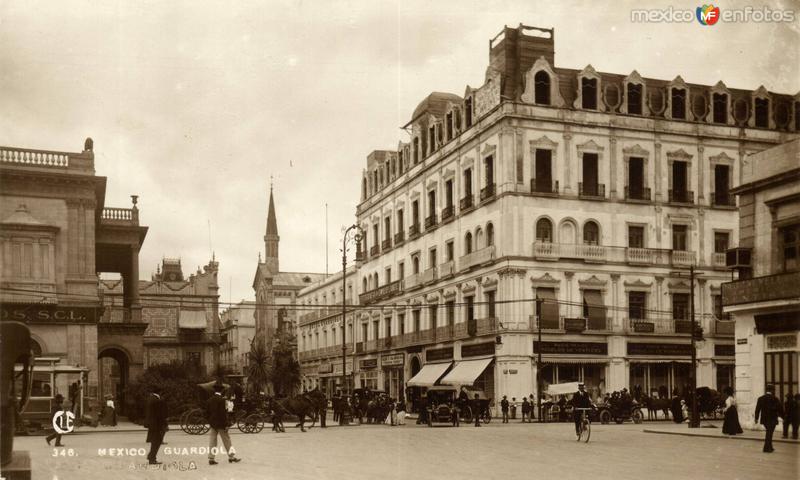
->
341, 224, 363, 397
689, 264, 699, 428
535, 296, 543, 423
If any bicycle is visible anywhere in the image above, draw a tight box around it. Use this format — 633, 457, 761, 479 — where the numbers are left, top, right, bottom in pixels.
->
574, 407, 592, 443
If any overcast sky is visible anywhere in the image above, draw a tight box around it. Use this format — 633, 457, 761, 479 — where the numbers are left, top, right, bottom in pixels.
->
2, 0, 798, 304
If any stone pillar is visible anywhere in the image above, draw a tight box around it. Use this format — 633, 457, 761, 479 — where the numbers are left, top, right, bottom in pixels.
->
610, 274, 620, 330
564, 271, 574, 318
563, 131, 573, 194
697, 144, 705, 203
654, 140, 663, 202
697, 209, 706, 266
609, 135, 618, 199
130, 246, 141, 323
655, 276, 664, 314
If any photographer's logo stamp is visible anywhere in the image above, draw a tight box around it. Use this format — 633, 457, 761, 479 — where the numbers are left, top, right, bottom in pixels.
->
53, 410, 75, 434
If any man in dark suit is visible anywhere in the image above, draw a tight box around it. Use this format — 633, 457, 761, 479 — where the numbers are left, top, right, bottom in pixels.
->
207, 383, 241, 465
572, 383, 593, 436
45, 394, 65, 447
145, 386, 168, 465
500, 395, 509, 423
755, 384, 784, 453
472, 393, 482, 427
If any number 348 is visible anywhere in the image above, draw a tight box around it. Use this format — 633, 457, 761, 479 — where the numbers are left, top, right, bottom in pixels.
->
52, 448, 76, 457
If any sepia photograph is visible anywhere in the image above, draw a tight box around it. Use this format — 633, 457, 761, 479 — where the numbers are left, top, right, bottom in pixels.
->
0, 1, 798, 479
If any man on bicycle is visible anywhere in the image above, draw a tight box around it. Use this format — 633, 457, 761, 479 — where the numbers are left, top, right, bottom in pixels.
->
572, 383, 593, 435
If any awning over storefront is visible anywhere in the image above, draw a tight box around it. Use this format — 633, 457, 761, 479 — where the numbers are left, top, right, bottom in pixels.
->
406, 362, 451, 387
583, 290, 607, 329
440, 358, 492, 386
541, 358, 608, 365
179, 310, 207, 329
628, 359, 692, 364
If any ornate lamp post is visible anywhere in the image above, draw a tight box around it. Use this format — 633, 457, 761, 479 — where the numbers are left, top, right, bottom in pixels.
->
341, 224, 364, 396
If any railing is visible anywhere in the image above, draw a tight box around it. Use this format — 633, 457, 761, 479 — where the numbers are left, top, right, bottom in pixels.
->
421, 267, 437, 284
624, 186, 651, 201
530, 316, 610, 332
394, 231, 405, 245
101, 207, 139, 225
370, 245, 379, 256
711, 191, 736, 207
441, 205, 455, 222
460, 195, 474, 210
671, 250, 696, 266
460, 245, 496, 270
480, 183, 496, 201
404, 272, 421, 290
668, 189, 694, 204
722, 271, 800, 306
624, 317, 695, 334
531, 178, 559, 195
712, 252, 726, 268
409, 223, 420, 238
532, 242, 696, 267
365, 340, 377, 352
0, 146, 70, 167
359, 279, 403, 305
434, 324, 456, 342
532, 242, 605, 262
424, 214, 437, 229
382, 239, 392, 251
578, 182, 605, 198
439, 260, 455, 278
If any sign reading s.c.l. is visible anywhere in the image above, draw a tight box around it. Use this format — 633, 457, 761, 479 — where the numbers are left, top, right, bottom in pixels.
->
0, 305, 98, 324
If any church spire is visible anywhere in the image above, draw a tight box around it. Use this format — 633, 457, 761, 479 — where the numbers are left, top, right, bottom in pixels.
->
263, 181, 280, 274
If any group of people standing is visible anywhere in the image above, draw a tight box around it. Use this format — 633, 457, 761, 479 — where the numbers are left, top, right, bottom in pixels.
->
499, 394, 537, 423
330, 391, 406, 426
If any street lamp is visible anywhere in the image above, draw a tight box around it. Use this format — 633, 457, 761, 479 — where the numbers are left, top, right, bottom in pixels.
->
341, 224, 364, 397
669, 264, 704, 428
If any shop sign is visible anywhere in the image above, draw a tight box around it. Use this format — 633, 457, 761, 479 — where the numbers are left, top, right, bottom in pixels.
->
1, 304, 98, 324
533, 341, 608, 355
332, 363, 353, 375
627, 342, 693, 356
563, 318, 586, 332
736, 338, 747, 345
461, 342, 495, 358
632, 322, 655, 333
359, 358, 378, 370
714, 344, 735, 357
381, 353, 404, 367
318, 362, 333, 374
766, 334, 797, 351
426, 347, 453, 362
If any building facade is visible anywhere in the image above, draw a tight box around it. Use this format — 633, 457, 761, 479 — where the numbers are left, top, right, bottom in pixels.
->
346, 25, 798, 411
0, 139, 147, 419
722, 139, 800, 429
296, 267, 357, 396
220, 300, 256, 375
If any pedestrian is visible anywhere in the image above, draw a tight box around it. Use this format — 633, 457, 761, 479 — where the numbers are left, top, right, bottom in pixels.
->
500, 395, 509, 423
318, 395, 327, 428
68, 381, 81, 415
529, 394, 536, 419
510, 397, 517, 420
782, 392, 796, 439
45, 394, 65, 447
207, 383, 241, 465
721, 387, 742, 436
451, 399, 460, 427
754, 384, 784, 453
473, 393, 481, 427
521, 397, 530, 423
332, 392, 340, 423
397, 397, 406, 426
680, 400, 689, 423
144, 386, 168, 465
101, 394, 117, 426
792, 393, 800, 440
670, 390, 683, 423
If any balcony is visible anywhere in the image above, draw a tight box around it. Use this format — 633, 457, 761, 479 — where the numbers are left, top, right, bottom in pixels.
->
532, 242, 605, 263
358, 279, 403, 305
460, 245, 496, 270
101, 207, 140, 226
714, 319, 735, 336
578, 182, 606, 199
370, 245, 379, 256
479, 183, 496, 202
531, 178, 559, 195
531, 242, 698, 267
624, 317, 697, 335
404, 329, 434, 346
394, 231, 405, 246
624, 186, 651, 202
355, 342, 364, 353
711, 191, 736, 207
424, 214, 438, 230
439, 260, 455, 278
460, 195, 474, 211
671, 250, 696, 266
531, 316, 610, 332
441, 205, 455, 223
381, 239, 392, 252
722, 271, 800, 307
421, 267, 437, 285
668, 189, 694, 204
409, 223, 421, 239
712, 252, 727, 269
404, 272, 422, 290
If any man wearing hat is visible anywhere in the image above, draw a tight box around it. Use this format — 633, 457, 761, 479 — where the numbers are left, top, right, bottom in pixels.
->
755, 384, 784, 453
45, 394, 65, 447
207, 383, 241, 465
572, 383, 592, 436
145, 386, 167, 465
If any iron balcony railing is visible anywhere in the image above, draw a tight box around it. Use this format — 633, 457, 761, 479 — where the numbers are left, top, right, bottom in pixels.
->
480, 183, 496, 201
711, 191, 735, 207
460, 195, 474, 211
424, 214, 437, 229
381, 239, 392, 251
394, 231, 405, 245
369, 245, 379, 256
668, 189, 694, 204
578, 182, 605, 198
409, 223, 421, 238
531, 178, 559, 195
624, 186, 651, 201
441, 205, 455, 222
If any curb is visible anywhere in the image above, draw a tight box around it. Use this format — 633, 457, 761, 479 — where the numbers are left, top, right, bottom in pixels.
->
643, 429, 800, 445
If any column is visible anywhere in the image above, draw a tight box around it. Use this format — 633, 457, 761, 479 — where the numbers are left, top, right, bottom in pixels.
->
697, 144, 705, 203
610, 274, 620, 330
563, 130, 573, 194
654, 139, 663, 202
130, 246, 141, 323
609, 134, 618, 199
564, 271, 574, 318
697, 209, 706, 266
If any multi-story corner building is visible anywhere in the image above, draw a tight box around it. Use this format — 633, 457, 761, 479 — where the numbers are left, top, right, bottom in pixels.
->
296, 266, 357, 395
0, 139, 147, 419
220, 300, 256, 375
347, 24, 798, 410
722, 139, 800, 429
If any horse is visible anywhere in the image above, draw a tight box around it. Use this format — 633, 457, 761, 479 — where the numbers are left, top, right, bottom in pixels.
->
643, 396, 671, 420
274, 388, 326, 432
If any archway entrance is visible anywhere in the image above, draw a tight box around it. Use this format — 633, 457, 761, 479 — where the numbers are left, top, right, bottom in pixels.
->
98, 347, 130, 416
408, 356, 422, 413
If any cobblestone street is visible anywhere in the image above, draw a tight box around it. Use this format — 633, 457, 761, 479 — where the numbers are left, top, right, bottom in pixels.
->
14, 421, 798, 480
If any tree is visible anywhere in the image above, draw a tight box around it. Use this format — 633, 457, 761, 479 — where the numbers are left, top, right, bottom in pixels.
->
269, 343, 300, 396
246, 338, 270, 395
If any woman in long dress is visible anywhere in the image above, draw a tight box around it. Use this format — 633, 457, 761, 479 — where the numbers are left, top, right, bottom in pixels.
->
721, 387, 743, 435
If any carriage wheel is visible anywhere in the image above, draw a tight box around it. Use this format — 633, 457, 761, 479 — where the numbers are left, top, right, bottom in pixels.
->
632, 409, 644, 424
599, 410, 611, 425
179, 410, 192, 434
186, 409, 208, 435
238, 414, 262, 434
481, 412, 491, 424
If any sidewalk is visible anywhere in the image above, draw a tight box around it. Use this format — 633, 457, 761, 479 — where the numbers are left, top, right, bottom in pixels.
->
644, 421, 800, 445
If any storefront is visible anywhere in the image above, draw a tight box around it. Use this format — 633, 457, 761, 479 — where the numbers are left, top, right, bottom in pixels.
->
381, 353, 404, 399
627, 342, 693, 398
534, 341, 609, 401
358, 358, 379, 390
714, 344, 735, 392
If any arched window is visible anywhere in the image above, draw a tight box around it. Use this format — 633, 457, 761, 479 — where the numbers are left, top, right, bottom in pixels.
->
581, 77, 598, 110
754, 98, 770, 128
487, 223, 494, 247
363, 277, 368, 292
373, 273, 379, 288
712, 93, 728, 124
536, 218, 553, 243
475, 227, 483, 249
627, 83, 642, 115
465, 232, 473, 254
412, 256, 420, 274
534, 71, 551, 105
583, 221, 600, 245
30, 339, 43, 357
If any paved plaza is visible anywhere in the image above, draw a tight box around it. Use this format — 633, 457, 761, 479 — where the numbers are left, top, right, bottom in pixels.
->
13, 420, 798, 480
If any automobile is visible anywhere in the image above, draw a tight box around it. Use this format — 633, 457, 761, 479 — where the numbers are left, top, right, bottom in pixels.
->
423, 386, 460, 426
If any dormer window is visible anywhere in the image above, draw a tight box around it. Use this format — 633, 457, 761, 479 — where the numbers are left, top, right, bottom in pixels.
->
795, 101, 800, 131
437, 123, 443, 144
534, 71, 551, 105
754, 97, 769, 128
713, 93, 728, 124
465, 97, 473, 127
413, 137, 420, 164
581, 77, 598, 110
627, 83, 642, 115
446, 112, 454, 140
428, 126, 436, 155
671, 88, 686, 120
